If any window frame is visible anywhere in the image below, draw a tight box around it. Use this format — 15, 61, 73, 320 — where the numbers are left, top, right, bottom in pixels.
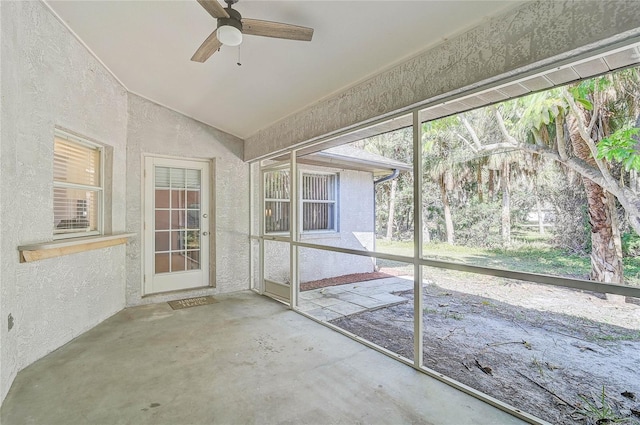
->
299, 170, 339, 234
52, 129, 104, 240
262, 168, 340, 235
263, 167, 291, 235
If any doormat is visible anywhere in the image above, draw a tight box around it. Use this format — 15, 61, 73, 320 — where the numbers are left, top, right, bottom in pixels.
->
168, 296, 218, 310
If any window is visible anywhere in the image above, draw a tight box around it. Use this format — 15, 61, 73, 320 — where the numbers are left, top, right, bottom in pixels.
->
301, 173, 337, 232
53, 130, 103, 238
264, 170, 337, 233
264, 170, 290, 233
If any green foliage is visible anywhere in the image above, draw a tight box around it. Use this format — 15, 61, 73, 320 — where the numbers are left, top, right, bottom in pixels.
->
597, 127, 640, 171
592, 331, 640, 342
379, 238, 592, 277
373, 65, 640, 284
577, 385, 627, 423
622, 232, 640, 256
519, 91, 567, 131
378, 238, 640, 285
538, 166, 590, 254
623, 255, 640, 286
569, 76, 612, 111
452, 200, 502, 247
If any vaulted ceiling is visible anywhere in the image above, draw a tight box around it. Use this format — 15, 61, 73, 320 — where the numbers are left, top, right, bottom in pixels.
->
46, 1, 524, 139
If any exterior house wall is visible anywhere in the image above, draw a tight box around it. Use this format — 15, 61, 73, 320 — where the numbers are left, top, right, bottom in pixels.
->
0, 1, 128, 403
244, 0, 640, 160
125, 93, 249, 306
263, 167, 376, 283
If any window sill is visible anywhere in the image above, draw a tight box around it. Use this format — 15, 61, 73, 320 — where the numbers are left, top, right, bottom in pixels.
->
300, 232, 341, 240
18, 233, 136, 263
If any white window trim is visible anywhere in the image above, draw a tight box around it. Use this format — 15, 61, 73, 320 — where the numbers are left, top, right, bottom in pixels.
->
53, 129, 104, 240
263, 168, 340, 235
299, 170, 339, 234
263, 168, 291, 235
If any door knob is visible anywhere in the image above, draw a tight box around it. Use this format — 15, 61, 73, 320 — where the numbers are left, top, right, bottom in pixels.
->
202, 231, 209, 236
202, 213, 208, 218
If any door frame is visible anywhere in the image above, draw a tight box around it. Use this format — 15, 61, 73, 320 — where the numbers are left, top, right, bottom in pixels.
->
142, 154, 216, 296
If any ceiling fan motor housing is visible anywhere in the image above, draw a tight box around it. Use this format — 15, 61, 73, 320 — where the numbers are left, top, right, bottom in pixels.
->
218, 7, 243, 32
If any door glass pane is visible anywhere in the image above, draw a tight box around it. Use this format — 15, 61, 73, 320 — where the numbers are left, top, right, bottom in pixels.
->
171, 190, 186, 209
186, 169, 201, 189
187, 190, 200, 208
186, 231, 200, 250
171, 231, 184, 250
155, 210, 169, 230
155, 232, 169, 251
187, 210, 200, 229
170, 168, 185, 188
155, 165, 203, 274
171, 210, 185, 229
187, 251, 200, 270
171, 252, 186, 271
155, 253, 170, 273
155, 190, 169, 208
155, 167, 170, 187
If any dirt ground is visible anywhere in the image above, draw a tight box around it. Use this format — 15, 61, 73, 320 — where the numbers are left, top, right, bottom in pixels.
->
328, 269, 640, 425
300, 271, 395, 291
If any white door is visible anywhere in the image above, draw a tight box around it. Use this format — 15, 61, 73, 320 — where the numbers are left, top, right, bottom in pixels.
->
144, 157, 210, 294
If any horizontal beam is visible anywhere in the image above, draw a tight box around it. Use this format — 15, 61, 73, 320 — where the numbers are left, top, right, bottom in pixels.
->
252, 236, 640, 299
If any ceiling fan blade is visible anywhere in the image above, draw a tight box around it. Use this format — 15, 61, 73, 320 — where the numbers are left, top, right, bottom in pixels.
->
191, 29, 222, 63
197, 0, 229, 19
242, 19, 313, 41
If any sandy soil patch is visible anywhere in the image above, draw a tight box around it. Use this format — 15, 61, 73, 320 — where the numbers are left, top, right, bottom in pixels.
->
326, 269, 640, 424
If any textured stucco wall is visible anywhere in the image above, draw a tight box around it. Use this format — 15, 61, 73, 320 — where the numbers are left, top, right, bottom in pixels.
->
0, 1, 128, 403
264, 168, 376, 283
299, 169, 375, 282
245, 0, 640, 160
126, 93, 249, 306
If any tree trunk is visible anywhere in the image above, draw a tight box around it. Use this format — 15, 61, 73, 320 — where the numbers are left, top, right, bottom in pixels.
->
536, 197, 544, 234
583, 181, 624, 284
566, 111, 624, 284
386, 179, 397, 240
477, 166, 484, 203
423, 218, 431, 243
631, 169, 639, 194
501, 162, 511, 245
488, 170, 496, 202
440, 177, 454, 245
534, 185, 544, 235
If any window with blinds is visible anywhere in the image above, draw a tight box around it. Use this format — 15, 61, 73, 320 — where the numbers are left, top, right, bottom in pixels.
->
302, 173, 337, 231
263, 170, 338, 234
53, 131, 103, 238
264, 170, 291, 233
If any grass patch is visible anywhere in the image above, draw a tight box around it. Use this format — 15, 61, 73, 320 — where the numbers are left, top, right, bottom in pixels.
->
375, 239, 640, 285
592, 331, 640, 342
444, 312, 464, 321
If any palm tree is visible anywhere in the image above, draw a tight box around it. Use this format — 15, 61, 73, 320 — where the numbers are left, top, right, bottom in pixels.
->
469, 68, 640, 284
423, 117, 473, 244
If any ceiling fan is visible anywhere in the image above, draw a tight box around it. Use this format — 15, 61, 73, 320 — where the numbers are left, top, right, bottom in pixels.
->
191, 0, 314, 63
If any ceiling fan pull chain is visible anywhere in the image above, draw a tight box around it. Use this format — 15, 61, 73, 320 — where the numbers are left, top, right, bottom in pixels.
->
237, 46, 242, 66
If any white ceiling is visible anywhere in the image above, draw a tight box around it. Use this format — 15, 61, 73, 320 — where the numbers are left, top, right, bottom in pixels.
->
46, 0, 524, 140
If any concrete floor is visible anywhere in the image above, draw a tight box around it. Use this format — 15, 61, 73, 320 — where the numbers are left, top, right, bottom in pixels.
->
1, 291, 527, 425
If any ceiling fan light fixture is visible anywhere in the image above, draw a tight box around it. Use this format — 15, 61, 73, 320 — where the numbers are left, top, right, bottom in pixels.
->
217, 7, 243, 46
191, 0, 314, 63
218, 24, 242, 46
